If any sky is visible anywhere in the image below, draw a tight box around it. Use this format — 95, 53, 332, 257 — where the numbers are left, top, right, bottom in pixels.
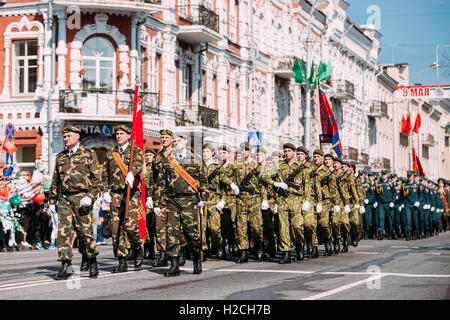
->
346, 0, 450, 86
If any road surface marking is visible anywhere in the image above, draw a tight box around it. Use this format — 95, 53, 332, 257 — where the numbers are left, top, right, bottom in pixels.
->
216, 269, 315, 274
354, 252, 380, 255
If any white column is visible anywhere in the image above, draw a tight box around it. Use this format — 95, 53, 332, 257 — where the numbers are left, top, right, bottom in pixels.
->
161, 31, 176, 110
1, 37, 11, 98
43, 12, 53, 91
56, 12, 67, 90
130, 16, 137, 88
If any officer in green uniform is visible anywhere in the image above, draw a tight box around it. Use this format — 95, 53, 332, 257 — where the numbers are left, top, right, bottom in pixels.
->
391, 174, 402, 239
414, 174, 425, 239
49, 126, 100, 280
362, 172, 376, 239
144, 147, 157, 259
374, 170, 394, 240
402, 171, 420, 240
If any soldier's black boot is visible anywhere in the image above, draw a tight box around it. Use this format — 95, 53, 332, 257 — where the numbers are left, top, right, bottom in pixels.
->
152, 251, 168, 267
179, 247, 186, 266
327, 241, 333, 256
80, 255, 89, 271
133, 245, 144, 268
216, 243, 225, 260
341, 238, 348, 253
311, 246, 319, 258
333, 241, 340, 254
406, 232, 411, 241
235, 250, 248, 263
279, 251, 291, 264
268, 245, 276, 258
363, 232, 368, 240
377, 231, 383, 240
143, 243, 151, 259
113, 257, 128, 273
54, 260, 73, 280
126, 248, 134, 261
88, 257, 98, 278
306, 242, 312, 258
193, 250, 202, 275
295, 245, 305, 261
232, 245, 239, 257
352, 235, 359, 247
256, 243, 264, 261
164, 256, 180, 277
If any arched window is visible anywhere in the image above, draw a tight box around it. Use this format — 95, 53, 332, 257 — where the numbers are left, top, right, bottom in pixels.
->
82, 37, 115, 90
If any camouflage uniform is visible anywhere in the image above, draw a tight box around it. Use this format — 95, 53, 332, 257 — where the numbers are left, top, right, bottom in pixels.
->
102, 144, 143, 258
329, 170, 342, 244
313, 164, 335, 245
348, 174, 362, 240
260, 161, 278, 255
299, 160, 318, 248
336, 170, 352, 244
49, 145, 100, 262
153, 149, 208, 258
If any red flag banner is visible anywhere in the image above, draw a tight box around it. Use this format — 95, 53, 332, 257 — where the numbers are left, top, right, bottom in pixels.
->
405, 114, 411, 134
401, 114, 406, 134
413, 113, 421, 134
412, 147, 425, 177
319, 89, 342, 158
132, 84, 147, 240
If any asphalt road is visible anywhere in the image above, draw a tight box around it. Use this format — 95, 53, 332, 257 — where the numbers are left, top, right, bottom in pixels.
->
0, 232, 449, 300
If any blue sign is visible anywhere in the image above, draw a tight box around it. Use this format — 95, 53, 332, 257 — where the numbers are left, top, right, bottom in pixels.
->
5, 153, 13, 165
5, 123, 15, 141
100, 125, 113, 136
248, 131, 262, 148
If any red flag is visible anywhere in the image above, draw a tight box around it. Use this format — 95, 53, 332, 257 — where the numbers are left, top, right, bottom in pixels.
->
412, 147, 425, 177
413, 113, 421, 134
319, 89, 342, 157
405, 114, 411, 133
131, 84, 147, 240
401, 114, 406, 134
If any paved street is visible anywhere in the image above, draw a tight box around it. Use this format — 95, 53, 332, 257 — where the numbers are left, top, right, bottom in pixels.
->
0, 232, 449, 300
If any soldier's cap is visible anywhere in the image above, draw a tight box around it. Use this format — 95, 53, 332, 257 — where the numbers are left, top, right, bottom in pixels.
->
159, 129, 173, 137
381, 169, 389, 175
342, 161, 350, 167
272, 151, 283, 157
218, 145, 230, 152
414, 173, 420, 177
349, 163, 356, 170
172, 132, 186, 140
283, 143, 296, 151
145, 147, 157, 154
358, 170, 364, 175
256, 147, 266, 154
313, 149, 324, 156
368, 172, 375, 176
334, 157, 343, 164
115, 125, 131, 134
202, 143, 215, 151
296, 145, 308, 154
407, 170, 414, 176
437, 178, 446, 185
239, 142, 250, 151
61, 125, 81, 134
323, 153, 334, 160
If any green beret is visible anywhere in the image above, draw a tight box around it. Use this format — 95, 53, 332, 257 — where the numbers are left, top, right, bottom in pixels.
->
115, 125, 131, 134
283, 143, 296, 151
145, 147, 157, 154
437, 178, 446, 185
381, 169, 389, 175
202, 143, 215, 151
239, 142, 250, 151
62, 125, 80, 134
159, 129, 173, 137
334, 157, 343, 164
407, 170, 414, 176
218, 145, 230, 152
256, 147, 266, 154
368, 172, 374, 176
313, 149, 324, 156
296, 146, 308, 154
323, 153, 334, 160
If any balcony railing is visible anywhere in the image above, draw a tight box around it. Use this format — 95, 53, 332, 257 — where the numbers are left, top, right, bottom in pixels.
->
143, 0, 161, 3
421, 133, 435, 146
368, 100, 388, 118
330, 79, 355, 99
175, 104, 218, 129
176, 4, 219, 33
372, 157, 391, 170
59, 89, 159, 117
342, 146, 358, 161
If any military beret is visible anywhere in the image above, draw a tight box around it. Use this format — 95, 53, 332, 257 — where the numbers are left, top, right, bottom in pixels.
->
368, 172, 375, 176
323, 153, 334, 160
296, 146, 308, 154
239, 142, 250, 150
115, 125, 131, 134
218, 145, 230, 152
283, 143, 296, 151
437, 178, 446, 185
381, 169, 389, 175
407, 170, 414, 176
334, 157, 343, 164
313, 149, 324, 156
145, 147, 157, 154
414, 173, 420, 177
272, 151, 282, 157
358, 170, 364, 175
342, 161, 349, 166
256, 147, 266, 154
62, 125, 80, 134
202, 143, 215, 151
159, 129, 173, 136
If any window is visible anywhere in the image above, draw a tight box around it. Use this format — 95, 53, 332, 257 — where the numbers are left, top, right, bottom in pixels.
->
13, 40, 38, 95
229, 0, 238, 42
82, 37, 115, 90
422, 145, 429, 159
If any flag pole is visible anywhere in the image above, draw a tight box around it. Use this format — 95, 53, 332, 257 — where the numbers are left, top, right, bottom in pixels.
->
315, 71, 320, 149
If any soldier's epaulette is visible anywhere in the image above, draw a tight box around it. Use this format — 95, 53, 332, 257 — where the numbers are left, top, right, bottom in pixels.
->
279, 162, 288, 167
234, 163, 244, 167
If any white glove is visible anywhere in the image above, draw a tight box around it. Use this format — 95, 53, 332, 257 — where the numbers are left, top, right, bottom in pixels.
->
261, 200, 269, 210
146, 197, 153, 209
344, 204, 351, 214
316, 203, 323, 213
216, 200, 226, 211
198, 201, 206, 208
364, 199, 369, 205
333, 206, 341, 213
431, 207, 435, 212
437, 209, 441, 213
395, 195, 399, 201
302, 201, 310, 211
399, 206, 402, 212
230, 183, 240, 195
80, 196, 92, 207
274, 182, 288, 190
153, 207, 161, 215
274, 204, 278, 214
414, 201, 420, 207
389, 202, 394, 208
373, 202, 378, 208
359, 206, 366, 214
103, 192, 112, 204
423, 204, 427, 209
49, 204, 56, 215
355, 204, 360, 209
126, 172, 134, 186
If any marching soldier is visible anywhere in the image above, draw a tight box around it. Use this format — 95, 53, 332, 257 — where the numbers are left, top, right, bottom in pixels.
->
101, 125, 144, 273
437, 178, 449, 231
324, 153, 342, 254
362, 173, 377, 239
423, 179, 432, 238
375, 170, 395, 240
391, 174, 403, 239
413, 174, 425, 239
153, 133, 208, 276
144, 147, 157, 259
402, 171, 420, 240
347, 165, 364, 245
338, 161, 358, 251
49, 126, 100, 280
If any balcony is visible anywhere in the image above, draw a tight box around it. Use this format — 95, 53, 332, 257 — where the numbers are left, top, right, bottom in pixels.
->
58, 89, 159, 121
368, 100, 388, 118
421, 133, 435, 146
273, 56, 295, 79
360, 152, 369, 165
53, 0, 162, 12
174, 104, 218, 129
342, 146, 358, 162
372, 157, 391, 170
176, 5, 221, 43
328, 79, 355, 100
